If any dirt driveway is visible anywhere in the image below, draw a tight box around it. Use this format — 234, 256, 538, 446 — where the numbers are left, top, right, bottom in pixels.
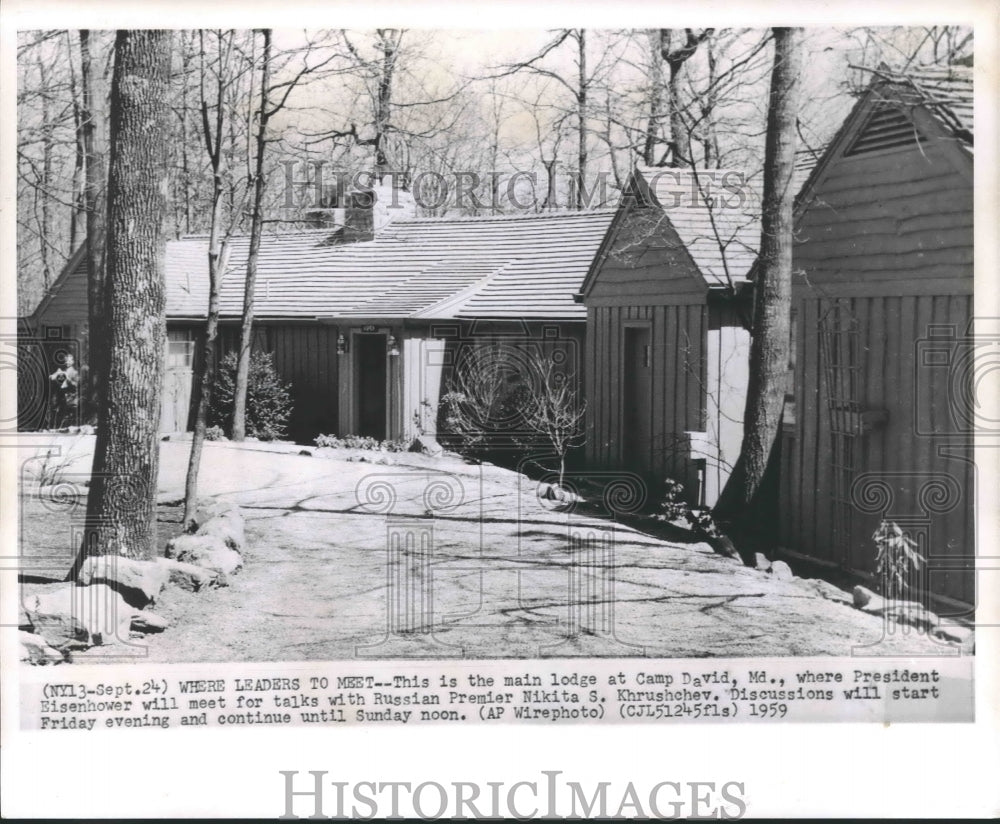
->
17, 435, 961, 661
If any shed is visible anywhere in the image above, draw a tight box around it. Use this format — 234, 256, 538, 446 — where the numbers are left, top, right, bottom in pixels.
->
578, 167, 758, 506
779, 66, 975, 607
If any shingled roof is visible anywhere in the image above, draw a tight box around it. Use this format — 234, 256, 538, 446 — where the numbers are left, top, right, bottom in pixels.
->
891, 64, 973, 144
167, 209, 618, 322
633, 166, 760, 287
794, 64, 973, 209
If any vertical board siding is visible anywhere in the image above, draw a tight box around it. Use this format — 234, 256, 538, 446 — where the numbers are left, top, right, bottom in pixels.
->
216, 323, 339, 443
585, 301, 711, 503
787, 293, 974, 604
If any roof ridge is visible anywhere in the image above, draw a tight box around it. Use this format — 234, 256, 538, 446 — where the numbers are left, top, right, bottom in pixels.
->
389, 208, 618, 226
175, 228, 342, 241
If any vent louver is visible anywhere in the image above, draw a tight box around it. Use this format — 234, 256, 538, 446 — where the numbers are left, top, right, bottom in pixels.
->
845, 105, 921, 156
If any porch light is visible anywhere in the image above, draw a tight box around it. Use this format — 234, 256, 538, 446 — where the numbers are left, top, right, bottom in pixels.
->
336, 333, 347, 355
387, 334, 400, 357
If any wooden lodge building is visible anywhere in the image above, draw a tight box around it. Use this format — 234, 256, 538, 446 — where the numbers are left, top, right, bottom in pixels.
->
31, 209, 616, 443
28, 167, 759, 507
778, 66, 975, 607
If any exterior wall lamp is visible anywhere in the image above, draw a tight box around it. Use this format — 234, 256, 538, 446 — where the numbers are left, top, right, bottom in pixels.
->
336, 333, 348, 355
387, 334, 400, 357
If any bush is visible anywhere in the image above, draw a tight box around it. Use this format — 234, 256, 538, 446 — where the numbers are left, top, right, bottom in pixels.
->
205, 425, 227, 441
314, 433, 410, 452
209, 350, 292, 441
873, 520, 925, 602
652, 479, 688, 522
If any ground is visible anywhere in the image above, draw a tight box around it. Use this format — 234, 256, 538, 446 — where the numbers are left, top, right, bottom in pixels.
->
16, 433, 962, 661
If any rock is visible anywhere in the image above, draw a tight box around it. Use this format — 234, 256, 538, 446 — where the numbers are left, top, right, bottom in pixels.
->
193, 503, 245, 553
23, 583, 134, 650
795, 578, 853, 605
18, 600, 31, 629
706, 534, 742, 562
853, 585, 881, 610
165, 534, 242, 577
193, 501, 246, 552
881, 603, 939, 633
934, 624, 973, 644
409, 435, 443, 457
189, 499, 241, 531
20, 630, 65, 665
154, 557, 222, 591
76, 555, 169, 608
298, 449, 313, 457
537, 483, 584, 504
130, 611, 170, 633
754, 553, 772, 572
769, 560, 794, 581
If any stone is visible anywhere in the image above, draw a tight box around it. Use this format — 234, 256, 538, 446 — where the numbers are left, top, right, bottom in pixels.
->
76, 555, 169, 608
194, 506, 246, 553
853, 585, 881, 609
754, 553, 772, 572
538, 483, 584, 504
881, 603, 939, 633
23, 583, 134, 650
189, 499, 241, 531
934, 624, 973, 644
165, 534, 242, 577
19, 630, 64, 665
154, 557, 223, 591
130, 611, 170, 633
769, 560, 794, 581
298, 449, 313, 457
18, 600, 31, 629
795, 578, 853, 605
409, 434, 443, 457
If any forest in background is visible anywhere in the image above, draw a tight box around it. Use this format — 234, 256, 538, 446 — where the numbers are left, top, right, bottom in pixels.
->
16, 26, 973, 315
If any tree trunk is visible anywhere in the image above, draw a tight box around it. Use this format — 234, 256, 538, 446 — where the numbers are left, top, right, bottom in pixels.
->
575, 29, 587, 209
643, 30, 666, 166
232, 28, 272, 442
80, 29, 107, 424
374, 29, 397, 182
666, 59, 690, 168
714, 27, 803, 522
72, 29, 173, 574
183, 29, 233, 529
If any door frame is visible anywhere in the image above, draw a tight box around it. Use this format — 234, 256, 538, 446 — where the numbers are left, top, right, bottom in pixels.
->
338, 325, 399, 439
620, 319, 653, 468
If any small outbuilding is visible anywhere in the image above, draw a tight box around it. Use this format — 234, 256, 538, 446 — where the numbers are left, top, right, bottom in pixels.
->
779, 66, 975, 608
578, 167, 758, 506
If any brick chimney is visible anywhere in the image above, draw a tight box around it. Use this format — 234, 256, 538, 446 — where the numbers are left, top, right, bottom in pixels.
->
302, 184, 374, 243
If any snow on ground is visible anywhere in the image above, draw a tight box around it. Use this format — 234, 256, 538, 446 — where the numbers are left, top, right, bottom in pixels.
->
15, 435, 958, 661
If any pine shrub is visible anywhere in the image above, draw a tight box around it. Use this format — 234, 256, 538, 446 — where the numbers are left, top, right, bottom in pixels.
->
209, 350, 292, 441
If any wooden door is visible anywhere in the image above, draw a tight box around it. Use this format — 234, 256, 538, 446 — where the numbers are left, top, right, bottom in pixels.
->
355, 333, 387, 439
622, 325, 652, 470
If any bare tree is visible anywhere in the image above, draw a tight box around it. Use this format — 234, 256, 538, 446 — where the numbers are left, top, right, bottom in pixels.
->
715, 27, 804, 523
79, 29, 106, 420
182, 29, 252, 528
519, 353, 586, 489
231, 30, 341, 441
73, 29, 173, 572
305, 29, 461, 186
